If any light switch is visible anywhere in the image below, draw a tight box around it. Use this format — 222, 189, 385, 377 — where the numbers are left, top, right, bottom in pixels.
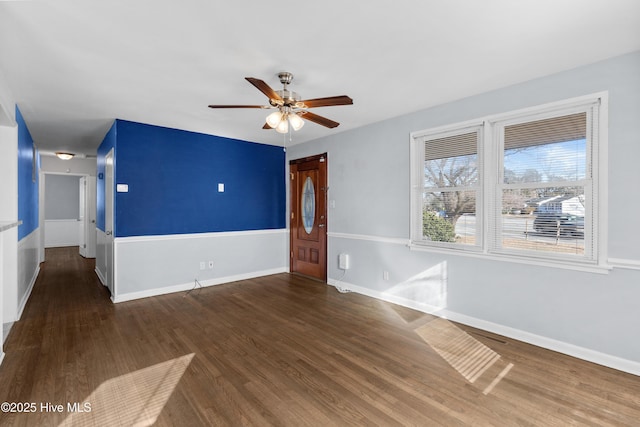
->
116, 184, 129, 193
218, 183, 225, 192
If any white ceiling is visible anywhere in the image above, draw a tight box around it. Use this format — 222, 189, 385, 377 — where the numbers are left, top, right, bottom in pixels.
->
1, 0, 639, 155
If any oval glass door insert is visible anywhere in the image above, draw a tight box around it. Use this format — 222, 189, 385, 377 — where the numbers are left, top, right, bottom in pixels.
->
301, 176, 315, 234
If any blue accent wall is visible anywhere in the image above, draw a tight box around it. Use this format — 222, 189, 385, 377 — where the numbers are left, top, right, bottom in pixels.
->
96, 121, 116, 231
16, 106, 39, 240
97, 120, 285, 237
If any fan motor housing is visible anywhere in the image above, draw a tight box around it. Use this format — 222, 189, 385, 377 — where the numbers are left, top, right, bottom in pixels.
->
277, 89, 300, 106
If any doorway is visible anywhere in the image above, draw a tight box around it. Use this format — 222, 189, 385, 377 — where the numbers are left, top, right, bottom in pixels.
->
40, 172, 96, 259
289, 153, 327, 281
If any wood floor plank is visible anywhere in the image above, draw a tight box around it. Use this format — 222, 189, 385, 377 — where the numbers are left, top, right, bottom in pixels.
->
0, 247, 639, 426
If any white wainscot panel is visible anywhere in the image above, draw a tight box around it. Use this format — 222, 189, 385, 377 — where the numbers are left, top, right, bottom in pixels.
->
44, 219, 79, 248
17, 228, 40, 320
113, 229, 288, 302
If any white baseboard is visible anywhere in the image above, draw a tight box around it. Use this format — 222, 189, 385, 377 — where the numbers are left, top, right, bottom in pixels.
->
17, 265, 40, 321
328, 278, 640, 377
438, 310, 640, 377
112, 267, 287, 303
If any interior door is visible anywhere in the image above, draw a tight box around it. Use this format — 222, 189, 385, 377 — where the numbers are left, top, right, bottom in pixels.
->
290, 154, 327, 281
80, 175, 97, 258
104, 150, 114, 295
78, 176, 86, 257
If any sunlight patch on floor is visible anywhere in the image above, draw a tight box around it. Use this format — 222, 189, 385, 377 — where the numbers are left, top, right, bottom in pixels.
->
417, 318, 500, 382
416, 318, 513, 395
482, 362, 514, 395
60, 353, 194, 427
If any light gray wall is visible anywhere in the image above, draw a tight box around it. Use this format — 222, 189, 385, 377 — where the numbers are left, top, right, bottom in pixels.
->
45, 174, 80, 220
0, 79, 18, 329
287, 51, 640, 367
40, 156, 96, 176
0, 68, 15, 125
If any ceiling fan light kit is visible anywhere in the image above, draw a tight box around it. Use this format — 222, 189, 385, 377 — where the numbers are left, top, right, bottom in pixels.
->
266, 111, 283, 128
208, 71, 353, 134
288, 112, 304, 131
275, 117, 289, 134
266, 109, 305, 134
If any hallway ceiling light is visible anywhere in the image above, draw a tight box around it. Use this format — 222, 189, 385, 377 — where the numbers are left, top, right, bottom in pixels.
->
55, 152, 75, 160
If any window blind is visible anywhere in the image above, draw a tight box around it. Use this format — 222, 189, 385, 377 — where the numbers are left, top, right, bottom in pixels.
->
504, 113, 586, 150
423, 130, 479, 161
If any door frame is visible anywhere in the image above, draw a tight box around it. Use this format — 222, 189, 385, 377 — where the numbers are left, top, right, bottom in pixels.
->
289, 153, 328, 281
39, 171, 92, 262
104, 149, 115, 297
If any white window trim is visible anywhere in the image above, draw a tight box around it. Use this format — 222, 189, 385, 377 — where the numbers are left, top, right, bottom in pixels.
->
411, 122, 484, 252
410, 92, 609, 273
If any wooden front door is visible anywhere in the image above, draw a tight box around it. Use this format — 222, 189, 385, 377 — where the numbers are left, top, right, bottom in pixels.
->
290, 154, 327, 281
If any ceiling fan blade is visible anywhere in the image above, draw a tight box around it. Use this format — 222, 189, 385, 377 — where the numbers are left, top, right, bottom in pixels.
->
245, 77, 283, 102
299, 111, 340, 128
262, 123, 273, 129
298, 95, 353, 108
208, 105, 269, 109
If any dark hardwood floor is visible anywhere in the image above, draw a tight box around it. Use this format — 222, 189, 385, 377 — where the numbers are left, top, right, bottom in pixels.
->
0, 247, 639, 426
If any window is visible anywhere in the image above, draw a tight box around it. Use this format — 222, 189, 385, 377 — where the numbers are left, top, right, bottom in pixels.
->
412, 125, 483, 250
411, 94, 606, 269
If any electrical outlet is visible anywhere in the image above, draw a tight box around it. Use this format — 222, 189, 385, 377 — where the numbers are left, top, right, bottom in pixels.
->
383, 271, 389, 281
199, 261, 206, 270
208, 260, 214, 269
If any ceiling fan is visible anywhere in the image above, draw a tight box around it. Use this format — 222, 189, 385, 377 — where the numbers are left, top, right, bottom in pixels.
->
208, 72, 353, 134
